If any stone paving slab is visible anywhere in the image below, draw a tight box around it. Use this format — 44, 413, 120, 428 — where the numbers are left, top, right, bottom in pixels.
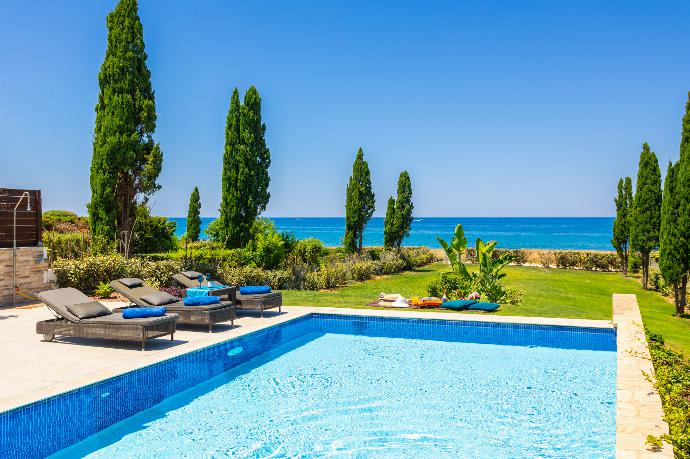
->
613, 294, 673, 458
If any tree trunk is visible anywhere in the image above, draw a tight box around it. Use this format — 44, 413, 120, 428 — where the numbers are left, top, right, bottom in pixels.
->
641, 252, 649, 289
674, 283, 681, 315
358, 225, 363, 254
680, 274, 688, 315
622, 249, 628, 275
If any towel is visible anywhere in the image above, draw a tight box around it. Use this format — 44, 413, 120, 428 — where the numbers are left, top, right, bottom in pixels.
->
186, 288, 210, 297
379, 293, 402, 302
184, 296, 221, 306
122, 307, 166, 319
239, 286, 271, 295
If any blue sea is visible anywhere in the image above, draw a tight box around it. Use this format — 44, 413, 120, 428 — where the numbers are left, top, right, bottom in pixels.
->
169, 217, 614, 250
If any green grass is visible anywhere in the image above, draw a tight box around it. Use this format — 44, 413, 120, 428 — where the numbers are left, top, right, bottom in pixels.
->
283, 263, 690, 353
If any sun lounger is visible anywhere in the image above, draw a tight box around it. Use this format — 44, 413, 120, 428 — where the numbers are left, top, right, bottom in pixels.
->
36, 288, 178, 350
173, 271, 281, 317
171, 271, 235, 301
110, 278, 235, 332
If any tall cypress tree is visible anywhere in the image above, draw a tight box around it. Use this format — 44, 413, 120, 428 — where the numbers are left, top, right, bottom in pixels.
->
612, 177, 633, 274
673, 92, 690, 313
630, 143, 662, 289
383, 196, 397, 249
659, 162, 687, 315
393, 171, 414, 248
218, 87, 271, 248
243, 86, 271, 220
186, 186, 201, 242
88, 0, 162, 254
344, 148, 375, 253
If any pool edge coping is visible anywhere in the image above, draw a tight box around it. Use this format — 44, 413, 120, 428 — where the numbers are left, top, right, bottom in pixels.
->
613, 294, 674, 458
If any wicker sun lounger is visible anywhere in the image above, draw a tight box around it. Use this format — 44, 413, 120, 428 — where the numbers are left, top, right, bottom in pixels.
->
171, 272, 236, 301
173, 271, 282, 318
37, 288, 178, 350
110, 278, 236, 332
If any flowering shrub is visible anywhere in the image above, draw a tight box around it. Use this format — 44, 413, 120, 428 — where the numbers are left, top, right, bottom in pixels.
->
52, 255, 182, 294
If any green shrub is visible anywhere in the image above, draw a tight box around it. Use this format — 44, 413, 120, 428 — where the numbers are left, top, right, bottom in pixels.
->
400, 247, 439, 268
646, 330, 690, 457
372, 251, 407, 275
538, 251, 554, 267
427, 272, 475, 299
351, 261, 375, 281
554, 251, 582, 269
42, 210, 88, 232
52, 255, 182, 294
649, 269, 672, 296
309, 263, 349, 290
628, 252, 642, 274
131, 206, 178, 254
291, 238, 326, 266
94, 282, 114, 298
217, 265, 290, 289
44, 231, 90, 262
509, 249, 527, 266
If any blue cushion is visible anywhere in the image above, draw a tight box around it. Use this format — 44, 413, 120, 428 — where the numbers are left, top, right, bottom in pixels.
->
441, 299, 476, 310
239, 286, 272, 295
467, 302, 500, 311
122, 307, 166, 319
184, 296, 221, 306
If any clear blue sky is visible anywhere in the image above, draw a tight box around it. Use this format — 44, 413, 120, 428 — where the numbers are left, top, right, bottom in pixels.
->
1, 0, 689, 217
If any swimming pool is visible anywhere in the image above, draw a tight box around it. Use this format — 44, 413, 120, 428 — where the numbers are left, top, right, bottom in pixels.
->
1, 314, 617, 458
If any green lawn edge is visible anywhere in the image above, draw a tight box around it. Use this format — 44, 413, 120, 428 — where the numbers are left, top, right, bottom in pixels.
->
283, 263, 690, 353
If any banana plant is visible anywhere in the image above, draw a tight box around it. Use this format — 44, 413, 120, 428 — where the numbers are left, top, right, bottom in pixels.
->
437, 224, 471, 281
475, 238, 513, 279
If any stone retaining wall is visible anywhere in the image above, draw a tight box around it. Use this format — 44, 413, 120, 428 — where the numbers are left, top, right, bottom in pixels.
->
0, 247, 48, 306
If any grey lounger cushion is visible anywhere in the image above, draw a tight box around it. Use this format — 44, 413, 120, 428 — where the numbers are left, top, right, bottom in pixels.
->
111, 279, 232, 311
38, 288, 101, 323
181, 270, 203, 280
66, 301, 112, 320
140, 291, 178, 306
120, 278, 144, 288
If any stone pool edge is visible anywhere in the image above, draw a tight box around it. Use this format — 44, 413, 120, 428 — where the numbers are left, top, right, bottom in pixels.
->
613, 294, 673, 458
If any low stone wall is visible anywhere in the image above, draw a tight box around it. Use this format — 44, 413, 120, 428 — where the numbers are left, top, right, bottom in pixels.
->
0, 247, 48, 306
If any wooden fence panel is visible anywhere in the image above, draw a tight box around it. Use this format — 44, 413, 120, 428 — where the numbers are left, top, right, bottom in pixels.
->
0, 189, 42, 248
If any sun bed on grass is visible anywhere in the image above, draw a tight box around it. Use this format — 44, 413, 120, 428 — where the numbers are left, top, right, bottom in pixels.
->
36, 288, 178, 351
173, 271, 282, 317
110, 278, 235, 332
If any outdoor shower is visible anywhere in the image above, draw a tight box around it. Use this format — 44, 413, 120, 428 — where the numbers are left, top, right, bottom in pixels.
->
13, 191, 31, 305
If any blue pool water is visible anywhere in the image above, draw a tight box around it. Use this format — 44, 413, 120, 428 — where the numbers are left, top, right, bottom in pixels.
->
1, 315, 617, 458
170, 216, 615, 250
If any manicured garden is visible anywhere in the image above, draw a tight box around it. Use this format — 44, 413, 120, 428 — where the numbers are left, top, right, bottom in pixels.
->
284, 263, 690, 354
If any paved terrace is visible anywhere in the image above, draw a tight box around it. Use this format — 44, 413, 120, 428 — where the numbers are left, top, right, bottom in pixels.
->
0, 299, 674, 457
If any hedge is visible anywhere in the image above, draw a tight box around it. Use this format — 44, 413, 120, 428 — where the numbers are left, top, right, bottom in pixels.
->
646, 330, 690, 457
49, 247, 440, 295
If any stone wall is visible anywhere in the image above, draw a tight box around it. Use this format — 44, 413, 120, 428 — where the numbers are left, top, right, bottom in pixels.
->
0, 247, 49, 306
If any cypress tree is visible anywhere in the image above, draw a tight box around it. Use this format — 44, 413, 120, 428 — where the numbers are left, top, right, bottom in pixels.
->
383, 196, 397, 249
344, 148, 375, 253
659, 162, 687, 315
630, 143, 662, 289
673, 92, 690, 313
611, 177, 633, 274
393, 171, 414, 248
186, 186, 201, 242
218, 87, 271, 248
88, 0, 162, 254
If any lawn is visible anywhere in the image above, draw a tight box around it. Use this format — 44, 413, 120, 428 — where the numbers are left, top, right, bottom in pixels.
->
283, 263, 690, 353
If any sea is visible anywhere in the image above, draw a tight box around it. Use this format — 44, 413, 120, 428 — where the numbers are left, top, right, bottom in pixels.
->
169, 217, 614, 251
